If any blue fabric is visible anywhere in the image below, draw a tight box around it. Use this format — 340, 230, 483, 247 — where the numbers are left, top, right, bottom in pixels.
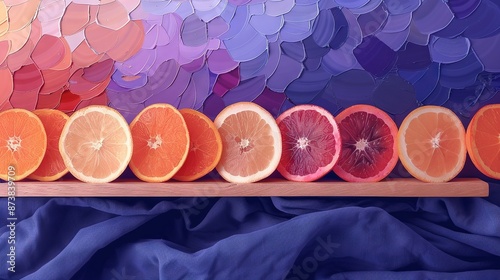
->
1, 181, 500, 280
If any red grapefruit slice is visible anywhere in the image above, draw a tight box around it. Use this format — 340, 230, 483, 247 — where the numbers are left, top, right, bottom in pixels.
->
333, 104, 398, 182
276, 105, 341, 181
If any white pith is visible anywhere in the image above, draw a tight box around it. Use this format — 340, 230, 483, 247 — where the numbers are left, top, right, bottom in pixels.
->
296, 137, 310, 150
239, 138, 250, 149
355, 138, 368, 151
6, 136, 22, 152
430, 132, 442, 149
147, 135, 163, 149
91, 139, 104, 151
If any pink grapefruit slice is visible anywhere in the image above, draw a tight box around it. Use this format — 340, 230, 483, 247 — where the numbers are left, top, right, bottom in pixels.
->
333, 104, 398, 182
215, 102, 282, 183
276, 105, 341, 181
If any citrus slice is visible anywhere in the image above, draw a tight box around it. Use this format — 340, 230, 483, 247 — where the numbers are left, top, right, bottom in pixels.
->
129, 104, 190, 182
0, 109, 47, 181
276, 105, 341, 181
398, 106, 466, 183
173, 109, 222, 181
215, 102, 282, 183
59, 105, 133, 183
29, 109, 69, 181
333, 104, 398, 182
466, 104, 500, 179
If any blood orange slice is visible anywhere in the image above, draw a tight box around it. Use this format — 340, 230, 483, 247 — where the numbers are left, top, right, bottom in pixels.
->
333, 104, 398, 182
173, 109, 222, 182
466, 104, 500, 180
0, 109, 47, 181
129, 104, 190, 182
398, 106, 466, 183
276, 105, 341, 181
29, 109, 69, 181
215, 102, 282, 183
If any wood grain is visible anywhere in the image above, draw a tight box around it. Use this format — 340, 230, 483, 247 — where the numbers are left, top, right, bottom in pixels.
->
1, 178, 489, 197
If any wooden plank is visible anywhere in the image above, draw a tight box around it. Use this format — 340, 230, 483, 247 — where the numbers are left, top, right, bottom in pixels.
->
1, 178, 489, 197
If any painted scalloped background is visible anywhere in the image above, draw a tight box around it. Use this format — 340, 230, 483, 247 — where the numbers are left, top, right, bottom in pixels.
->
1, 0, 500, 126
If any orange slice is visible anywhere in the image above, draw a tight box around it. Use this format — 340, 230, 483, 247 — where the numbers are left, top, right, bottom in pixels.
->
466, 104, 500, 179
29, 109, 69, 181
0, 109, 47, 181
59, 105, 133, 183
214, 102, 282, 183
173, 109, 222, 182
398, 106, 466, 183
129, 104, 190, 182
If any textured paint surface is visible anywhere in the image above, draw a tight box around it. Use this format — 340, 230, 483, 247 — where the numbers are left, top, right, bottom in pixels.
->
0, 0, 499, 123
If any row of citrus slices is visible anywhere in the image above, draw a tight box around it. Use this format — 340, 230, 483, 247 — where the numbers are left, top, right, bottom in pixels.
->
0, 102, 499, 183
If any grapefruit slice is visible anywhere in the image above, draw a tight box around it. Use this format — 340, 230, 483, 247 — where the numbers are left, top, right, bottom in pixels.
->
215, 102, 282, 183
276, 105, 341, 181
29, 109, 69, 181
59, 105, 133, 183
0, 109, 47, 181
466, 104, 500, 179
129, 104, 190, 182
173, 109, 222, 182
333, 104, 398, 182
398, 106, 466, 183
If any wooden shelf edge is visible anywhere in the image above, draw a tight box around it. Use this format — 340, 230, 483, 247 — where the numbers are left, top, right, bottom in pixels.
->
1, 178, 489, 197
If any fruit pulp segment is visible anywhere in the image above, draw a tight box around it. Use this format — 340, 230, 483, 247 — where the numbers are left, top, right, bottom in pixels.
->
176, 111, 220, 178
338, 112, 394, 179
404, 112, 463, 177
35, 150, 67, 176
474, 109, 500, 172
131, 107, 188, 176
31, 111, 67, 177
64, 112, 129, 179
185, 139, 219, 174
279, 110, 337, 176
44, 113, 67, 142
218, 110, 275, 177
